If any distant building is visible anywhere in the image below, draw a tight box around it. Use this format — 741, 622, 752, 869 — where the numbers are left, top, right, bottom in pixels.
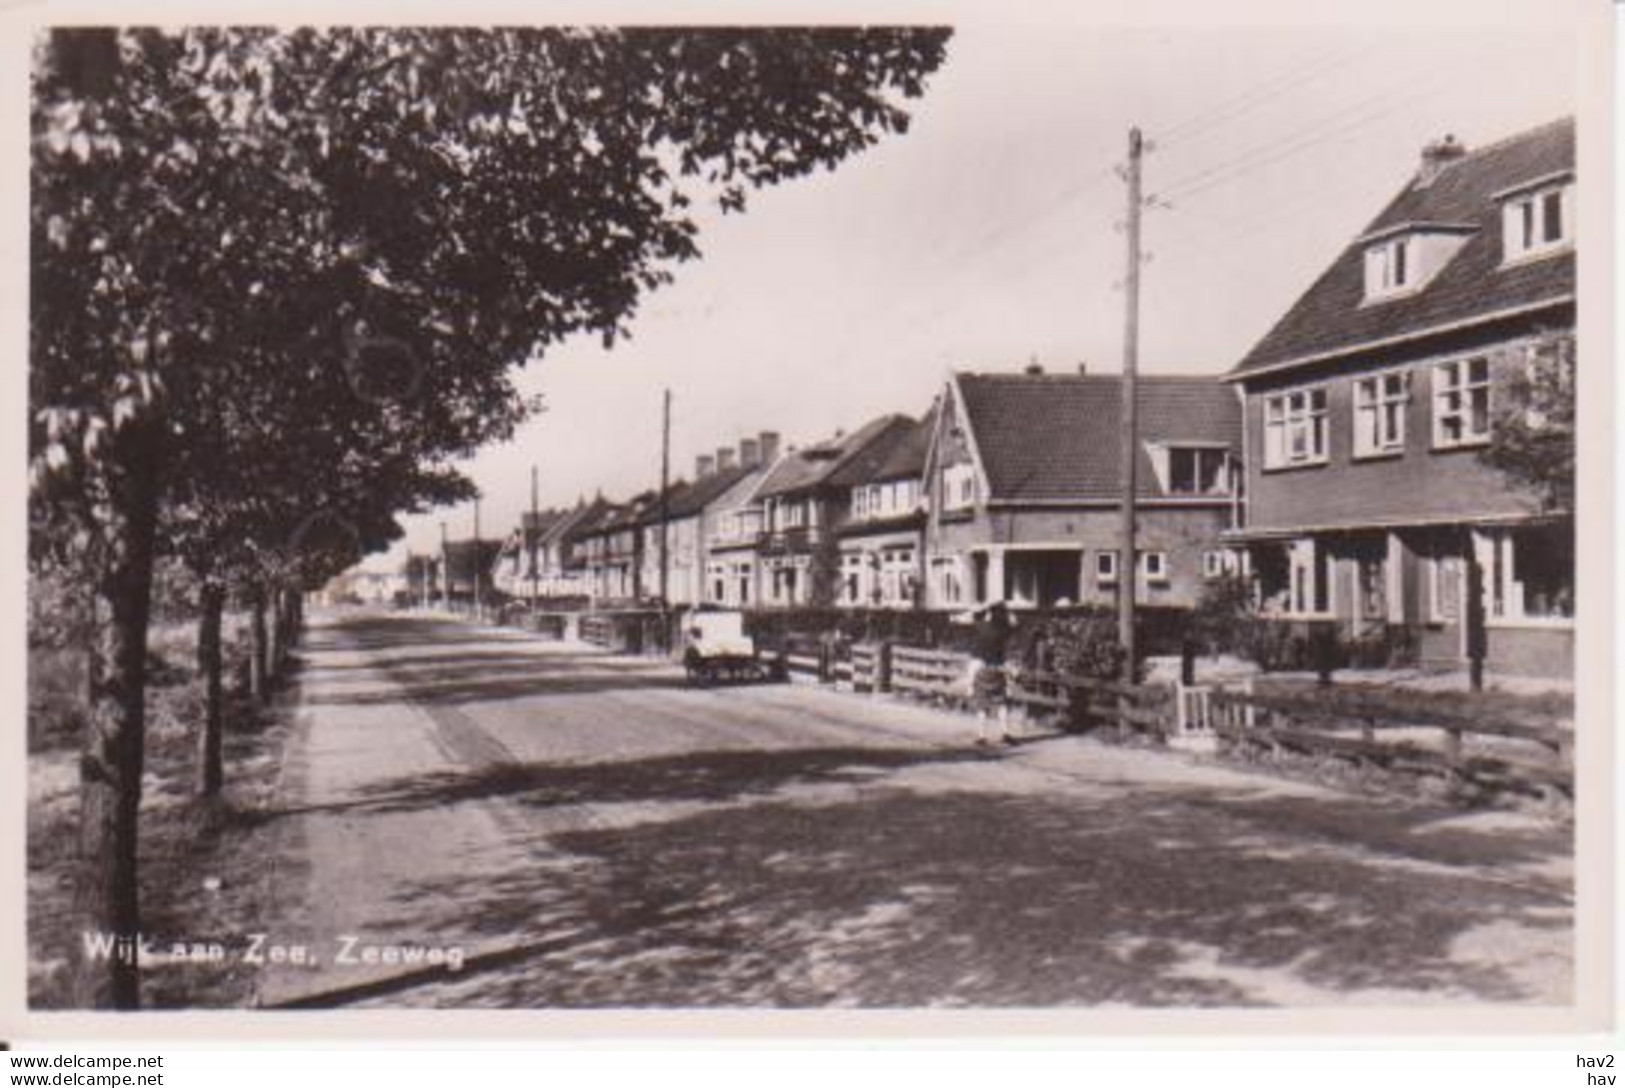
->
833, 408, 935, 609
702, 439, 781, 608
922, 368, 1242, 611
1225, 119, 1575, 676
637, 446, 765, 607
750, 415, 917, 608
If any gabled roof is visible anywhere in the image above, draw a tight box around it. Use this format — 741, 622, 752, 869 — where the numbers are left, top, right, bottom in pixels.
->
954, 372, 1240, 503
544, 500, 607, 547
1232, 118, 1575, 378
755, 414, 914, 499
869, 404, 937, 483
570, 498, 626, 539
665, 462, 758, 518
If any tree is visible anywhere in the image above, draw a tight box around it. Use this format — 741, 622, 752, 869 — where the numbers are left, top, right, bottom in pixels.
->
31, 26, 951, 1008
1480, 332, 1575, 514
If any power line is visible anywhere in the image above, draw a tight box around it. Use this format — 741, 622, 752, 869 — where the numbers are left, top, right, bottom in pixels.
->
1153, 39, 1384, 148
1155, 61, 1461, 205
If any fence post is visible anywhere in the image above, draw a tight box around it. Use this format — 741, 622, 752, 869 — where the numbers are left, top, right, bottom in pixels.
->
1443, 726, 1464, 776
1312, 622, 1337, 687
877, 640, 893, 694
1180, 637, 1197, 686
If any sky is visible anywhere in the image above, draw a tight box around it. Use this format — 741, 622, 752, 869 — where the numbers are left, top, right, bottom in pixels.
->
368, 5, 1578, 571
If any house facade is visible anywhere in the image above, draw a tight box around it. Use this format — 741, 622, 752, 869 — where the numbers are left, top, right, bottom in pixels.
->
489, 502, 600, 602
751, 415, 916, 608
577, 498, 648, 605
703, 453, 777, 608
634, 447, 765, 607
922, 369, 1242, 612
1225, 120, 1575, 676
834, 409, 934, 609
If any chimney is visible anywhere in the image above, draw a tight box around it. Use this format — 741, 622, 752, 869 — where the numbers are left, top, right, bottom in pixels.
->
1077, 360, 1088, 375
758, 431, 781, 464
1417, 134, 1466, 187
739, 436, 761, 467
695, 453, 715, 478
1024, 362, 1044, 376
716, 446, 737, 471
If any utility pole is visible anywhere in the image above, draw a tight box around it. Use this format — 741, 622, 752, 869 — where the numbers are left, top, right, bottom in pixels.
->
1118, 126, 1144, 680
530, 465, 541, 611
473, 499, 483, 621
658, 389, 672, 607
439, 520, 449, 613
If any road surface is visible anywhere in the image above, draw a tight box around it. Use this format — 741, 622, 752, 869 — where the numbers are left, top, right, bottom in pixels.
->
255, 609, 1573, 1009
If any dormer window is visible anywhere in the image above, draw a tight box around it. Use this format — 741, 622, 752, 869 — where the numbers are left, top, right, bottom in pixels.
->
1147, 444, 1231, 495
1358, 223, 1474, 303
1501, 180, 1573, 262
1365, 237, 1412, 298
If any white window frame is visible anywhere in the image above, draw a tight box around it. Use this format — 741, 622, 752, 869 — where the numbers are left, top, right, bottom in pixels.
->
941, 463, 977, 511
1262, 385, 1330, 469
1202, 549, 1236, 579
1095, 550, 1118, 584
1475, 527, 1575, 629
1140, 551, 1170, 585
1285, 539, 1334, 618
1432, 355, 1492, 450
1352, 369, 1410, 459
1364, 236, 1414, 299
1166, 445, 1232, 496
1502, 182, 1574, 264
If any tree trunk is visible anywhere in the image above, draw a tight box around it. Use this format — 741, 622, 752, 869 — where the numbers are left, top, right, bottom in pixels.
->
72, 421, 162, 1010
248, 592, 268, 702
269, 587, 287, 679
195, 582, 225, 797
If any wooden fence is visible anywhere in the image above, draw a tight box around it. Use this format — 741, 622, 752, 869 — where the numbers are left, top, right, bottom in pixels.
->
1194, 681, 1573, 796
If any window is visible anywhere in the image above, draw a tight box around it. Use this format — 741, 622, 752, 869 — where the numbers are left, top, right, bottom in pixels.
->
1433, 356, 1491, 448
1478, 525, 1574, 623
1353, 371, 1410, 457
1502, 183, 1573, 262
1168, 447, 1230, 495
1288, 539, 1332, 616
851, 488, 869, 520
941, 463, 977, 510
1140, 551, 1169, 584
1202, 550, 1236, 579
1364, 236, 1413, 298
1095, 551, 1118, 584
933, 557, 963, 605
1262, 387, 1329, 468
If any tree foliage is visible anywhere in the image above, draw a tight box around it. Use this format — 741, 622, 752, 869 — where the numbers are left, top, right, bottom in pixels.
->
29, 24, 951, 1008
1479, 333, 1575, 515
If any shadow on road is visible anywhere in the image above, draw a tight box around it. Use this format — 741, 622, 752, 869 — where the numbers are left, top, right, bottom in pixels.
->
339, 748, 1570, 1008
267, 744, 989, 821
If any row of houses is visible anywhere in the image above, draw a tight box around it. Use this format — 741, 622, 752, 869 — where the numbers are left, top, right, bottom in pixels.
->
467, 118, 1575, 677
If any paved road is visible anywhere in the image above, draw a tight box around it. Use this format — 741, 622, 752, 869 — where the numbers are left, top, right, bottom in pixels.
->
256, 609, 1573, 1009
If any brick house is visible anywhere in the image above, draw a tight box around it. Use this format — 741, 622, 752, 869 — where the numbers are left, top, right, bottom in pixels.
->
751, 415, 917, 608
636, 440, 771, 607
1225, 119, 1575, 676
702, 439, 781, 608
921, 368, 1242, 611
491, 501, 603, 602
834, 408, 935, 609
578, 496, 649, 605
